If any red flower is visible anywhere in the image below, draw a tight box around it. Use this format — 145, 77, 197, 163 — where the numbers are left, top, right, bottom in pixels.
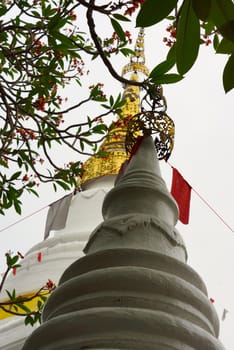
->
22, 174, 29, 182
69, 11, 77, 20
46, 279, 56, 290
124, 0, 144, 16
35, 96, 46, 111
57, 50, 63, 59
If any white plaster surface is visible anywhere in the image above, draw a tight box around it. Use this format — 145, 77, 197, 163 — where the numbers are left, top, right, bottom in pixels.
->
0, 177, 114, 350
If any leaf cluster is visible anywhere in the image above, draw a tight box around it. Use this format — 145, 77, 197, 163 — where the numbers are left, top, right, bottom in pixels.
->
0, 0, 134, 215
137, 0, 234, 92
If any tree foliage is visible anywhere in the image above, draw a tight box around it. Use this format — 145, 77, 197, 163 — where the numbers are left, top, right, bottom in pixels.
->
0, 0, 134, 215
137, 0, 234, 92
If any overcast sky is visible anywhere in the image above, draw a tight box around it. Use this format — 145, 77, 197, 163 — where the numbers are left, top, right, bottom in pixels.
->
0, 13, 234, 349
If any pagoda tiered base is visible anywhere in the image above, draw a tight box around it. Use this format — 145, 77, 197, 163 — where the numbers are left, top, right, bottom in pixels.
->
23, 248, 223, 350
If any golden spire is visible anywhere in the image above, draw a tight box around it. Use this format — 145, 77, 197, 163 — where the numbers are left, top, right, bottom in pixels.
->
122, 28, 149, 78
80, 29, 149, 187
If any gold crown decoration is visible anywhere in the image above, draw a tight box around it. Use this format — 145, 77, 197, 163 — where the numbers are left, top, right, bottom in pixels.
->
80, 29, 149, 187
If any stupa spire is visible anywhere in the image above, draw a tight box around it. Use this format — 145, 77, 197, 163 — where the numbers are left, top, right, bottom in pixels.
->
80, 29, 149, 187
122, 27, 149, 78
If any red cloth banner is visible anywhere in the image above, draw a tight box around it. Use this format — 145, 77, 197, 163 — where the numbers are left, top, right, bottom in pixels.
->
37, 252, 42, 262
171, 167, 192, 224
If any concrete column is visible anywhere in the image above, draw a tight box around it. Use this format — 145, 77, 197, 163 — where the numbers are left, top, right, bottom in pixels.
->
23, 136, 225, 350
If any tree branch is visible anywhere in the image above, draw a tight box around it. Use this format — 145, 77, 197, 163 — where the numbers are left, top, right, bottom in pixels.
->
86, 0, 145, 87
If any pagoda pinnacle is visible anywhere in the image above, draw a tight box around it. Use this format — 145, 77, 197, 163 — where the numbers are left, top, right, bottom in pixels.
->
122, 27, 149, 78
80, 29, 149, 187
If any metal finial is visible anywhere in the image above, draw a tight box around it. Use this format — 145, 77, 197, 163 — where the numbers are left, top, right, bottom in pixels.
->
122, 28, 149, 78
125, 84, 175, 161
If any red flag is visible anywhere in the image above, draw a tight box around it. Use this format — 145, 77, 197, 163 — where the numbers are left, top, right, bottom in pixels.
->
130, 136, 144, 157
171, 167, 191, 224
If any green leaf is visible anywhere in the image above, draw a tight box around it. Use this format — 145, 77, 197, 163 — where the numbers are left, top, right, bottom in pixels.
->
166, 15, 176, 20
27, 188, 39, 197
14, 200, 22, 215
113, 13, 130, 22
52, 31, 74, 48
0, 5, 7, 16
167, 44, 176, 61
37, 300, 43, 309
3, 194, 12, 209
43, 4, 57, 17
192, 0, 211, 21
0, 31, 7, 42
80, 140, 84, 151
39, 295, 48, 302
151, 73, 184, 84
24, 315, 34, 326
12, 264, 21, 269
150, 59, 175, 78
110, 19, 126, 42
91, 53, 98, 60
120, 48, 135, 57
17, 157, 23, 168
56, 180, 70, 191
17, 303, 31, 313
6, 255, 19, 268
109, 95, 114, 106
10, 171, 22, 181
101, 104, 111, 110
12, 289, 16, 300
87, 116, 92, 128
48, 14, 67, 30
204, 21, 215, 36
92, 96, 107, 102
223, 53, 234, 92
210, 0, 234, 42
213, 33, 220, 50
216, 37, 234, 54
176, 0, 200, 75
10, 255, 19, 266
92, 124, 107, 134
6, 289, 13, 300
31, 11, 41, 17
219, 20, 234, 43
136, 0, 178, 27
97, 150, 109, 157
0, 158, 8, 168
